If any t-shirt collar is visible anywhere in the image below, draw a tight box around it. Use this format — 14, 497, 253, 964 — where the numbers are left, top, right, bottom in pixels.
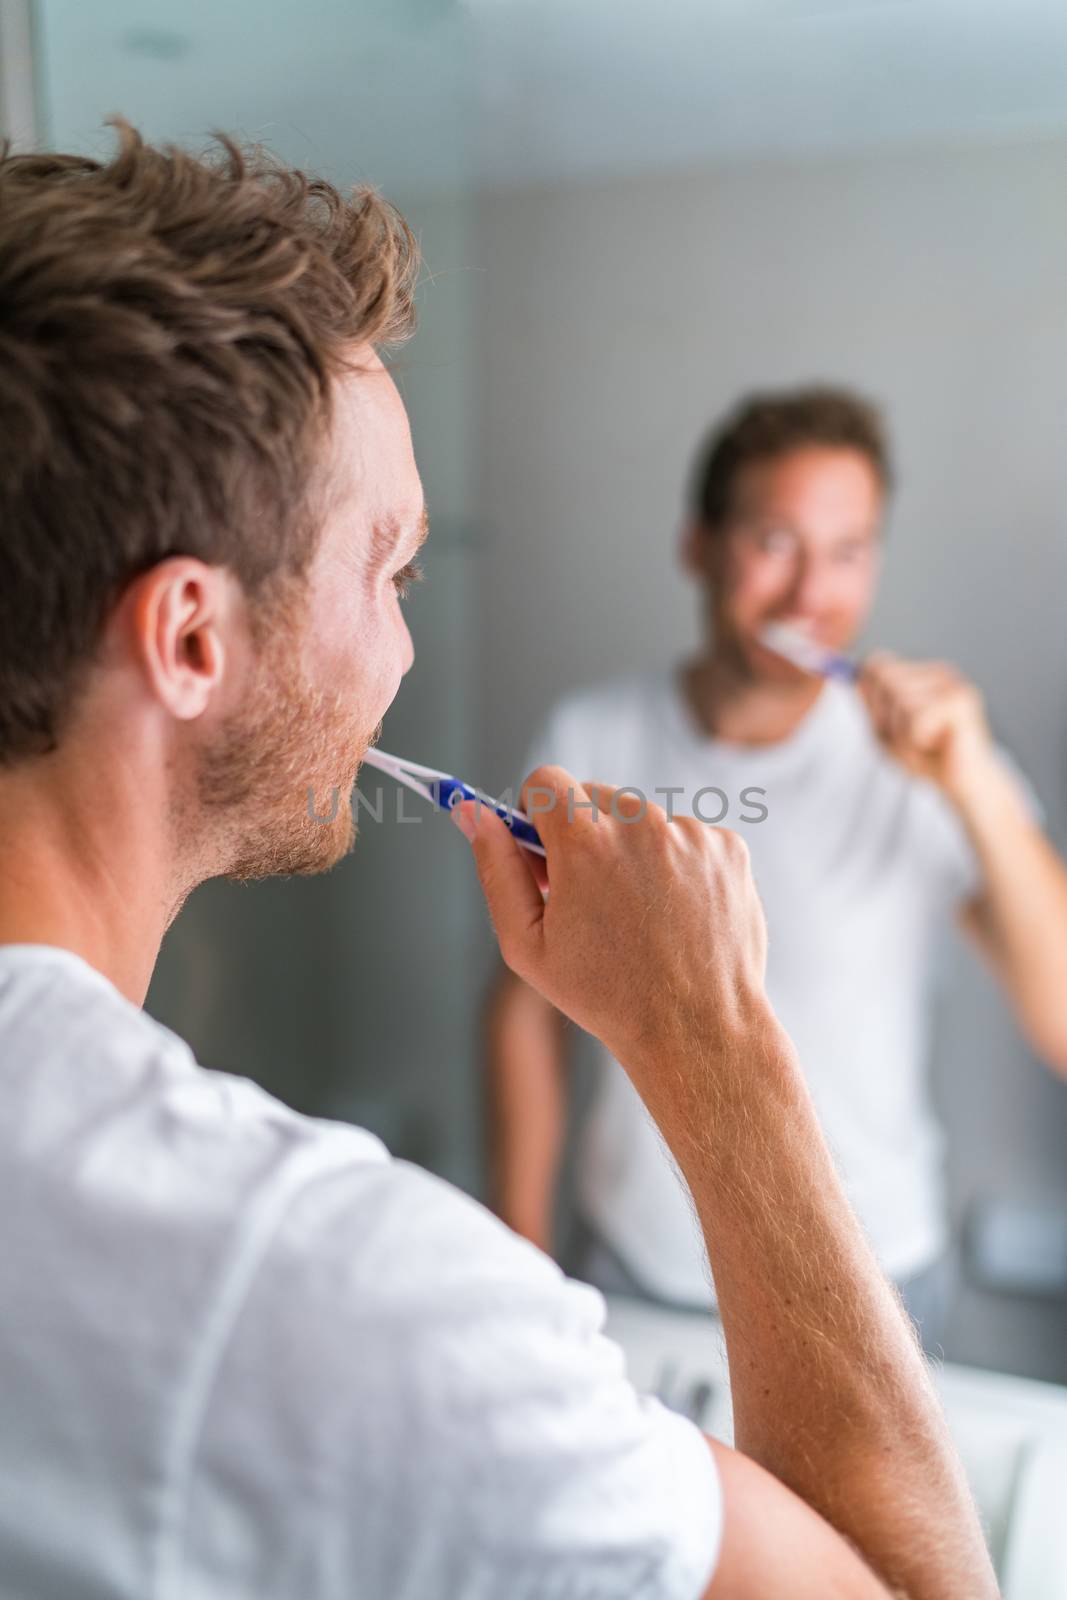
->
661, 657, 847, 770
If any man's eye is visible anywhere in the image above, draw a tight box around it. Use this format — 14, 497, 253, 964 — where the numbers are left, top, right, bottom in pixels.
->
392, 559, 424, 599
758, 527, 794, 554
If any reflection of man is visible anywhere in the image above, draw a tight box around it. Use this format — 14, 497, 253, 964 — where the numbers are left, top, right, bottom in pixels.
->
0, 132, 997, 1597
488, 387, 1067, 1350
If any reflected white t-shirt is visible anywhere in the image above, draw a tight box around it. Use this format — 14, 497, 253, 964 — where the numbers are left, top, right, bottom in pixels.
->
520, 666, 1032, 1302
0, 944, 721, 1600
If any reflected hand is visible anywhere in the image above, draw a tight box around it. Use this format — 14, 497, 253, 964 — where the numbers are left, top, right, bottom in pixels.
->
858, 651, 995, 803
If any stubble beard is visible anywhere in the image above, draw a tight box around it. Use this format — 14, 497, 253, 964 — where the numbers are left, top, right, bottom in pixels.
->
189, 585, 379, 884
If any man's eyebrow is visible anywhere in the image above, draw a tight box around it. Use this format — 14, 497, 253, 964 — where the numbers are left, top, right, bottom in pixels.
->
371, 506, 429, 567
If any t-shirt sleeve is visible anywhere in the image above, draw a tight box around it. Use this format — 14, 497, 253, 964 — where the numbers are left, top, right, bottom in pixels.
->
191, 1153, 723, 1600
916, 741, 1045, 911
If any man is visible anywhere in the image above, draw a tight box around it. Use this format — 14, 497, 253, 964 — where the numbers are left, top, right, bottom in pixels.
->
488, 388, 1067, 1349
0, 124, 995, 1598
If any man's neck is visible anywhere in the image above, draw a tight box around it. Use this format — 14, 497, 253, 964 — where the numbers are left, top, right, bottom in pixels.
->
0, 731, 192, 1007
682, 643, 826, 746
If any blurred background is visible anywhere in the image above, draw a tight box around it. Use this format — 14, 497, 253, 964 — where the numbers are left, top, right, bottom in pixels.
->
3, 0, 1067, 1382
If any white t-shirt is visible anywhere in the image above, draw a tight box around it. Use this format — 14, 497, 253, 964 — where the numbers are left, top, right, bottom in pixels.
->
520, 665, 1029, 1302
0, 943, 721, 1600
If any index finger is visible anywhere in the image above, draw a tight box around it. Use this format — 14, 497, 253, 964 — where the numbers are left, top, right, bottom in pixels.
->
519, 764, 598, 854
857, 649, 900, 686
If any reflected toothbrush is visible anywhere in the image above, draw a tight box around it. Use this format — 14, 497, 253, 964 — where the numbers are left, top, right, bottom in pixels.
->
760, 622, 860, 683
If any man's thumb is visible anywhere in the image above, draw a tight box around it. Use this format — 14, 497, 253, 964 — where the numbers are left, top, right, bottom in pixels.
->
452, 801, 544, 972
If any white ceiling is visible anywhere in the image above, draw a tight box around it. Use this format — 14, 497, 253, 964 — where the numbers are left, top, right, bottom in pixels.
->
35, 0, 1067, 191
471, 0, 1067, 184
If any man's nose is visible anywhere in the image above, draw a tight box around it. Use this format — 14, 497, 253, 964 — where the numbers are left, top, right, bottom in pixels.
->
400, 619, 415, 677
782, 552, 829, 615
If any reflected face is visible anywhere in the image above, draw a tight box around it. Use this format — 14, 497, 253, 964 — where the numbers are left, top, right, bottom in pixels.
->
688, 446, 883, 683
195, 347, 426, 880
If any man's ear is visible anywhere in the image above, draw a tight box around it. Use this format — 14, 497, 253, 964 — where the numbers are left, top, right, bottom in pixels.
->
123, 557, 234, 722
680, 517, 717, 581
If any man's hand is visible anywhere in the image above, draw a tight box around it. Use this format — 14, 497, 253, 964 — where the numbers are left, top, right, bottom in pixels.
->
859, 650, 998, 804
453, 766, 773, 1129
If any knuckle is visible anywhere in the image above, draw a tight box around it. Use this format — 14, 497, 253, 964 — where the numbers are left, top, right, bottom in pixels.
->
527, 762, 566, 786
496, 926, 527, 979
524, 758, 566, 796
719, 825, 750, 865
595, 785, 648, 826
523, 764, 568, 807
673, 814, 704, 850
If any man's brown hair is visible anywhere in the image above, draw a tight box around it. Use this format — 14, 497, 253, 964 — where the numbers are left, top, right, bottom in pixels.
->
689, 385, 892, 531
0, 118, 417, 765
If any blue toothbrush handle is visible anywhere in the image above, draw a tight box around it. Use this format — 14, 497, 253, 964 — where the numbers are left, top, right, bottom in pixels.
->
434, 777, 546, 856
826, 657, 861, 683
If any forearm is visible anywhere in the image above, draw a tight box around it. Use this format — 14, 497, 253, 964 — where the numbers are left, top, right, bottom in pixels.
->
636, 1006, 996, 1600
460, 784, 998, 1594
485, 971, 568, 1250
953, 753, 1067, 1065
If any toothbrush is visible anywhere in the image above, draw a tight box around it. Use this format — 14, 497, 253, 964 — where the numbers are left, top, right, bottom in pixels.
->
759, 622, 860, 683
360, 747, 547, 857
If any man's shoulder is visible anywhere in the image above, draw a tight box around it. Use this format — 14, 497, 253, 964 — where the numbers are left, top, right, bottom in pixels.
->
549, 668, 672, 729
263, 1149, 583, 1321
526, 669, 674, 772
0, 943, 390, 1212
